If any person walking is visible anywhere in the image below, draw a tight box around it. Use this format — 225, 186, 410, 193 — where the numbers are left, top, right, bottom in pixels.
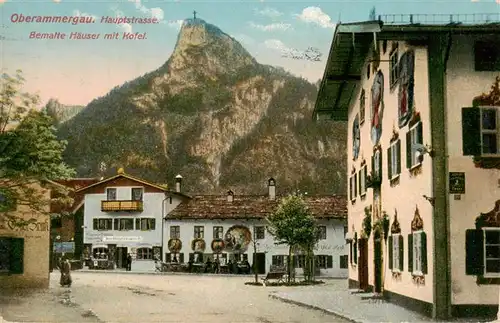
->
126, 253, 132, 271
59, 258, 72, 287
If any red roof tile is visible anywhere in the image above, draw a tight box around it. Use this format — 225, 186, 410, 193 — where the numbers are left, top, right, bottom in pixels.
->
167, 194, 347, 220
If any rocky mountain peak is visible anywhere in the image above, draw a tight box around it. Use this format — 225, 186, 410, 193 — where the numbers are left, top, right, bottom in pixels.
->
169, 17, 256, 75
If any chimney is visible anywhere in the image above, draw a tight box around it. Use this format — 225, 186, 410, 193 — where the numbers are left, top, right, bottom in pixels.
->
175, 174, 183, 193
268, 177, 276, 200
227, 190, 234, 202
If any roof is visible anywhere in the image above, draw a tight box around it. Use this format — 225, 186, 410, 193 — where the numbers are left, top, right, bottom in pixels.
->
166, 194, 347, 220
50, 178, 101, 214
313, 15, 500, 121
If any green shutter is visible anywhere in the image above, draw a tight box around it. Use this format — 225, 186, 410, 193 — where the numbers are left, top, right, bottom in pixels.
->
93, 219, 98, 230
388, 236, 393, 269
462, 107, 481, 156
354, 173, 358, 197
421, 232, 427, 274
327, 255, 333, 268
9, 238, 24, 274
354, 238, 358, 264
179, 253, 184, 263
378, 151, 383, 180
465, 229, 484, 275
364, 167, 368, 185
114, 219, 118, 230
349, 177, 352, 200
165, 253, 171, 262
349, 242, 353, 264
416, 122, 423, 144
358, 170, 362, 193
189, 253, 194, 262
408, 234, 413, 272
135, 218, 140, 230
406, 131, 412, 169
396, 140, 402, 175
398, 235, 404, 271
151, 219, 156, 230
387, 147, 392, 179
371, 155, 375, 177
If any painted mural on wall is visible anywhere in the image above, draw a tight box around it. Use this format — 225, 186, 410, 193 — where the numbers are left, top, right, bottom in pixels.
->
352, 114, 361, 160
224, 225, 252, 253
191, 238, 206, 252
371, 71, 385, 145
398, 50, 415, 128
168, 239, 182, 253
211, 239, 225, 253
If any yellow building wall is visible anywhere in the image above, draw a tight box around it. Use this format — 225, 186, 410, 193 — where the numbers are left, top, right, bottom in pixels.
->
445, 34, 500, 306
0, 184, 50, 289
347, 40, 434, 304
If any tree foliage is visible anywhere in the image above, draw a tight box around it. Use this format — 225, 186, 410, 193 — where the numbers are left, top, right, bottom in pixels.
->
0, 70, 75, 225
266, 193, 320, 282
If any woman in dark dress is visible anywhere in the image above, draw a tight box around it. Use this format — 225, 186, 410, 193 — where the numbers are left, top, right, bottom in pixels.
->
59, 258, 72, 287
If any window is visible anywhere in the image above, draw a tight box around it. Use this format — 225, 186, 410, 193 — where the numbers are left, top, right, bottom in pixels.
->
295, 255, 306, 268
481, 108, 498, 155
349, 174, 358, 201
389, 234, 404, 272
51, 217, 62, 229
131, 188, 143, 201
170, 226, 180, 239
0, 189, 17, 212
272, 255, 288, 267
0, 237, 24, 274
93, 218, 112, 231
214, 253, 228, 265
359, 166, 367, 196
106, 188, 117, 200
194, 226, 204, 239
136, 218, 155, 231
343, 226, 348, 237
475, 41, 500, 72
254, 226, 265, 240
93, 247, 108, 259
406, 122, 423, 169
359, 90, 366, 124
213, 226, 224, 239
318, 226, 327, 240
165, 253, 184, 263
388, 139, 402, 180
462, 106, 500, 157
136, 247, 153, 260
315, 255, 333, 269
114, 218, 134, 231
339, 255, 348, 269
408, 231, 427, 275
484, 229, 500, 276
389, 46, 400, 87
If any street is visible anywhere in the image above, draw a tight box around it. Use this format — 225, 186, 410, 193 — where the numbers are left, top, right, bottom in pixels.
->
0, 272, 349, 323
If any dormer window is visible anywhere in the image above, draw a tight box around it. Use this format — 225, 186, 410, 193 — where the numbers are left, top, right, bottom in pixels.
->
131, 188, 143, 201
106, 188, 117, 200
227, 190, 234, 202
268, 178, 275, 186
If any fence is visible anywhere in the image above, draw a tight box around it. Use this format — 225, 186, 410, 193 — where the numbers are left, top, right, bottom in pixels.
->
379, 13, 500, 25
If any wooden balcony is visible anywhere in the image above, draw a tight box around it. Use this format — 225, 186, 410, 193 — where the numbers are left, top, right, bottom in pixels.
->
101, 200, 143, 212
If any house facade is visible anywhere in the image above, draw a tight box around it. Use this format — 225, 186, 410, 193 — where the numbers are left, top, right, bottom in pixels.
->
313, 17, 500, 320
0, 182, 56, 288
165, 179, 348, 277
78, 169, 188, 271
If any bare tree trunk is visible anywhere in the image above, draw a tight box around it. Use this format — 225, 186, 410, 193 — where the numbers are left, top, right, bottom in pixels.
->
287, 245, 292, 283
253, 240, 258, 284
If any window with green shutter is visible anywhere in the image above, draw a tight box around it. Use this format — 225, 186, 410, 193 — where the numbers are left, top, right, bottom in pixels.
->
9, 238, 24, 274
462, 107, 481, 156
407, 122, 424, 169
409, 231, 426, 275
388, 139, 401, 181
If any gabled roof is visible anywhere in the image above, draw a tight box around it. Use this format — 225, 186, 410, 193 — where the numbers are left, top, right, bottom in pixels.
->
313, 17, 500, 121
50, 178, 101, 214
166, 194, 347, 220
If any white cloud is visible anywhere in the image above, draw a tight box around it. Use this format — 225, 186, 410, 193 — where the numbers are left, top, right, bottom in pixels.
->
249, 22, 292, 31
109, 8, 133, 33
73, 10, 98, 20
295, 6, 335, 29
167, 19, 184, 30
264, 39, 289, 51
254, 7, 282, 18
128, 0, 164, 21
53, 0, 61, 3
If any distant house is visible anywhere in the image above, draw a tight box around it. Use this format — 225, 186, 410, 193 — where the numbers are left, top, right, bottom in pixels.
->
76, 169, 188, 271
0, 181, 65, 288
313, 16, 500, 320
166, 178, 348, 277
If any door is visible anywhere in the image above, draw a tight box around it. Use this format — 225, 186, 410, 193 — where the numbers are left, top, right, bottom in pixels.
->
117, 247, 128, 268
253, 253, 266, 274
373, 231, 383, 293
358, 238, 369, 291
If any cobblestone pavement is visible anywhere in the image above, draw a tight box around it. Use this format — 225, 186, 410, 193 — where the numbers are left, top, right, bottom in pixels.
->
0, 272, 350, 323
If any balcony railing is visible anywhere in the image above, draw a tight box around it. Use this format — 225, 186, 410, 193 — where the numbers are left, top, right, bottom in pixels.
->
101, 200, 143, 212
379, 13, 500, 25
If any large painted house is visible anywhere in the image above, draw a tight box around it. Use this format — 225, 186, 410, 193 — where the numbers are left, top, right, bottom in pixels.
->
77, 169, 189, 271
313, 16, 500, 320
166, 178, 348, 277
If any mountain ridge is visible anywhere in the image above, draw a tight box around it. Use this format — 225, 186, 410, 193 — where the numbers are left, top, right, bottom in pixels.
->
56, 18, 347, 195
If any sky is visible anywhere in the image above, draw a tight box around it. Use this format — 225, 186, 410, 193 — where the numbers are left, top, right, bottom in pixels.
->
1, 0, 499, 106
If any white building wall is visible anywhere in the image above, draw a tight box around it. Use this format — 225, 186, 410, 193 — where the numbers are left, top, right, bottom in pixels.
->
347, 40, 434, 303
164, 218, 348, 277
445, 34, 500, 306
83, 186, 184, 271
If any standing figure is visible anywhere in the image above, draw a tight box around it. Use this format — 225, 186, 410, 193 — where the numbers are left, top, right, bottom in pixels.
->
59, 258, 72, 287
126, 253, 132, 271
